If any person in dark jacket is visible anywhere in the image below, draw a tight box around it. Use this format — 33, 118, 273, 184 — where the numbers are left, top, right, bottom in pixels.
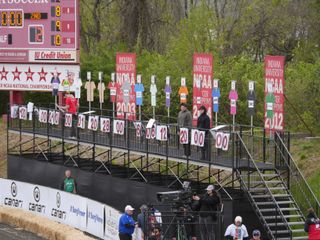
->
197, 105, 211, 160
304, 208, 320, 239
177, 103, 192, 157
193, 185, 221, 240
137, 204, 148, 239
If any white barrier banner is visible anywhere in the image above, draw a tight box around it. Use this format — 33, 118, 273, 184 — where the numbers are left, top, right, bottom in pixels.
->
156, 125, 168, 141
215, 132, 230, 151
105, 205, 121, 240
78, 114, 86, 129
0, 179, 123, 240
191, 129, 205, 147
113, 120, 125, 135
87, 199, 105, 239
39, 109, 48, 123
47, 190, 87, 232
179, 128, 189, 144
100, 118, 111, 133
19, 106, 27, 120
88, 115, 99, 131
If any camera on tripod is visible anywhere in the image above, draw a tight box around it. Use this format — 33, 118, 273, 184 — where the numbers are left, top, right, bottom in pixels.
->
156, 181, 194, 213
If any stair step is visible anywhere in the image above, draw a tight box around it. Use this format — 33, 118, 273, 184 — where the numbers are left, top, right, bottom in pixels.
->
278, 237, 308, 240
272, 228, 305, 234
261, 173, 278, 177
250, 180, 282, 184
250, 186, 286, 192
256, 200, 293, 206
264, 214, 303, 220
260, 207, 298, 212
268, 221, 305, 227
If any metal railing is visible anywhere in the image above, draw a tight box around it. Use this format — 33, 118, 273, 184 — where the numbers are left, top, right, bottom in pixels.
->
235, 132, 291, 240
274, 132, 320, 217
8, 105, 235, 170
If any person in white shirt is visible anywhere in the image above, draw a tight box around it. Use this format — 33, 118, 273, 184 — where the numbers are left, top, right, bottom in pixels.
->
224, 216, 249, 240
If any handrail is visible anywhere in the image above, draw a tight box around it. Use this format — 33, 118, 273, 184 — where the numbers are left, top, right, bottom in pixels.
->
274, 132, 320, 216
236, 132, 291, 239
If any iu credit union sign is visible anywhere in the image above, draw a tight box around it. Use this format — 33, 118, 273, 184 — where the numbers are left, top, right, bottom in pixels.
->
0, 0, 80, 91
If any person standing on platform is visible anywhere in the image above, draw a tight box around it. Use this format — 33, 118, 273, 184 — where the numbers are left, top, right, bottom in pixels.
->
193, 184, 221, 240
119, 205, 136, 240
60, 170, 77, 194
56, 92, 79, 138
225, 216, 249, 240
177, 103, 192, 157
197, 105, 210, 160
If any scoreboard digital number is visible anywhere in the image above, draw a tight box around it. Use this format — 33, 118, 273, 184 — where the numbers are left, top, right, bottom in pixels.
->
1, 10, 23, 27
0, 0, 79, 64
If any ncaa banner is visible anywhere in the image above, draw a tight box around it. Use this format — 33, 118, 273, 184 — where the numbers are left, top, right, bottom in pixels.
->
192, 53, 213, 127
105, 205, 121, 240
87, 199, 105, 239
264, 56, 285, 132
116, 53, 136, 120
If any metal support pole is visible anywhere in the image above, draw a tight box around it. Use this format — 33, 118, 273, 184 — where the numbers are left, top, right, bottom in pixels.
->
232, 115, 235, 132
215, 112, 218, 127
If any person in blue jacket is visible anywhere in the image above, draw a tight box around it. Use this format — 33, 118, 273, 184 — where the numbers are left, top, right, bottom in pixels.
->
119, 205, 136, 240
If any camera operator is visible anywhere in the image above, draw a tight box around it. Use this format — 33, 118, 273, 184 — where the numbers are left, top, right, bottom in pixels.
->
192, 185, 221, 240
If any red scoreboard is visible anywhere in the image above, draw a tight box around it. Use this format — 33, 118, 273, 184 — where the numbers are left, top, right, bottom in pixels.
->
0, 0, 80, 64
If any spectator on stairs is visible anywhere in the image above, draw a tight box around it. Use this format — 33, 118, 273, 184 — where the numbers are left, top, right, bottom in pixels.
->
250, 229, 261, 240
224, 216, 249, 240
304, 208, 320, 240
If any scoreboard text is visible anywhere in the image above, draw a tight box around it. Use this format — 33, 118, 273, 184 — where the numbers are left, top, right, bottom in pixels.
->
0, 0, 79, 63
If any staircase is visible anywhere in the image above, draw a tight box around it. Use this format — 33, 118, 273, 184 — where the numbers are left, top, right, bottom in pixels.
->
236, 132, 310, 240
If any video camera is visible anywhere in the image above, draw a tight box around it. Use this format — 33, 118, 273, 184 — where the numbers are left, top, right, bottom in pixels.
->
156, 181, 194, 213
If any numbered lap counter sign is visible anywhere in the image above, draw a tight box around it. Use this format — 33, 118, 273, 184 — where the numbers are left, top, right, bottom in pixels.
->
100, 118, 111, 133
113, 120, 125, 135
19, 106, 27, 120
88, 115, 99, 131
179, 128, 189, 144
65, 113, 73, 128
134, 122, 142, 137
215, 132, 230, 151
191, 129, 205, 147
49, 110, 60, 125
38, 109, 48, 123
77, 114, 86, 129
156, 125, 168, 141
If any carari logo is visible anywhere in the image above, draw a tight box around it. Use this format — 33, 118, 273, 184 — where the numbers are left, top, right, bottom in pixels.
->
29, 186, 45, 214
5, 182, 22, 208
51, 192, 66, 220
33, 187, 40, 202
11, 182, 17, 197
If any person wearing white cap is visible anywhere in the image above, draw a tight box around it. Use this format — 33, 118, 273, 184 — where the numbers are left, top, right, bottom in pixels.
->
118, 205, 136, 240
192, 184, 221, 240
224, 216, 249, 240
